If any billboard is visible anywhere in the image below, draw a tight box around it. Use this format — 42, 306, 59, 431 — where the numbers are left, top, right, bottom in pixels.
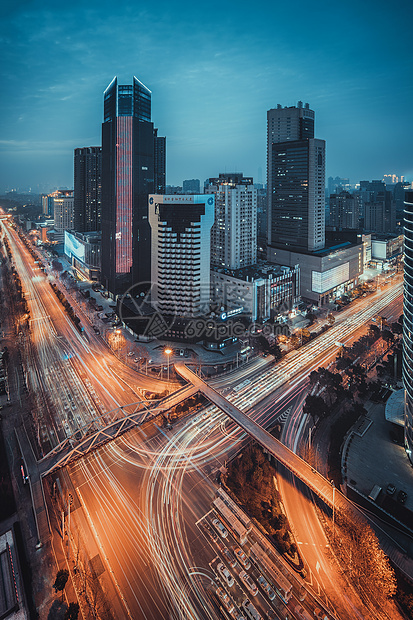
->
64, 231, 85, 263
312, 262, 349, 294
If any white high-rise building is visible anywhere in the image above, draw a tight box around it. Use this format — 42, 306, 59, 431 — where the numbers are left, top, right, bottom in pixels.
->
205, 173, 257, 269
53, 190, 74, 237
149, 194, 214, 317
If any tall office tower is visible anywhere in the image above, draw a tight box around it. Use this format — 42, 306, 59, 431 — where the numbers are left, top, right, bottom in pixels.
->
53, 190, 74, 236
149, 194, 214, 317
154, 128, 166, 194
403, 190, 413, 463
329, 191, 359, 229
74, 146, 102, 232
101, 76, 165, 297
41, 193, 54, 216
257, 187, 267, 241
183, 179, 200, 194
267, 102, 325, 252
205, 173, 257, 269
394, 181, 411, 220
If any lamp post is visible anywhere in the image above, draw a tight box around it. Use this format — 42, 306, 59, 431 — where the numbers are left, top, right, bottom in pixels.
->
330, 480, 335, 540
164, 347, 172, 383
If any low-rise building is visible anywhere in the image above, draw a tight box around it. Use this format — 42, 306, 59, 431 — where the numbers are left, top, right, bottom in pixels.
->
211, 262, 300, 322
64, 230, 101, 280
268, 240, 363, 307
371, 234, 403, 267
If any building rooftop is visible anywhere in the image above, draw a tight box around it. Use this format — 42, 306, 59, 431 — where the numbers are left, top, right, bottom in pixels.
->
212, 261, 296, 282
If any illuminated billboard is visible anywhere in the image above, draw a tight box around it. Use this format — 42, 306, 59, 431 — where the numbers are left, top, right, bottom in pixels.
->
64, 231, 85, 263
312, 262, 349, 294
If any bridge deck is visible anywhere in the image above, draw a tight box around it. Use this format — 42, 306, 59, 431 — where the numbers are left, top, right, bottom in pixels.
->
175, 363, 413, 581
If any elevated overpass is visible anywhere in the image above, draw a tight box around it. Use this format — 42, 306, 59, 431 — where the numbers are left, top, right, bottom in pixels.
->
175, 363, 413, 580
39, 383, 198, 476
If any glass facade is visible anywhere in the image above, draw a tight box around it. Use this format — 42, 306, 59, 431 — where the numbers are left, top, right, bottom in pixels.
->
270, 140, 309, 249
74, 146, 102, 232
115, 116, 133, 274
101, 77, 165, 297
403, 191, 413, 463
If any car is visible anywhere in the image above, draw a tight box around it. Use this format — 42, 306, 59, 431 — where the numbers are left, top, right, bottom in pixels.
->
212, 518, 228, 538
397, 490, 407, 504
386, 483, 396, 496
313, 608, 329, 620
295, 605, 312, 620
127, 352, 134, 357
134, 358, 140, 363
240, 571, 258, 596
257, 574, 275, 600
217, 562, 234, 587
233, 547, 251, 569
222, 547, 236, 568
216, 587, 234, 613
242, 599, 262, 620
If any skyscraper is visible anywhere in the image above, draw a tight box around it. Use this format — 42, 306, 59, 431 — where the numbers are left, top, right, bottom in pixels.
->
206, 173, 257, 270
267, 102, 325, 252
154, 128, 166, 194
53, 190, 74, 241
403, 190, 413, 463
149, 194, 214, 317
101, 76, 165, 297
74, 146, 102, 232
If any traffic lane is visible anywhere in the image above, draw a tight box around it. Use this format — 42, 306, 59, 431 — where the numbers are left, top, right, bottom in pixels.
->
71, 448, 171, 620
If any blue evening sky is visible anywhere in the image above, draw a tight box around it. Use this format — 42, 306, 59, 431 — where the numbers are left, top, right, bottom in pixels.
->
0, 0, 411, 193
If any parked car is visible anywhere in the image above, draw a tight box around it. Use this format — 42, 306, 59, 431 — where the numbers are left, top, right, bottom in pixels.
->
233, 547, 251, 569
386, 483, 396, 496
216, 587, 234, 614
222, 547, 236, 568
257, 574, 275, 600
240, 571, 258, 596
217, 562, 234, 587
212, 518, 228, 538
397, 490, 407, 504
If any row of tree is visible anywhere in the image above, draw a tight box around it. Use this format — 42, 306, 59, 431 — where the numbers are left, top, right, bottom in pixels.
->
49, 282, 82, 332
225, 444, 297, 557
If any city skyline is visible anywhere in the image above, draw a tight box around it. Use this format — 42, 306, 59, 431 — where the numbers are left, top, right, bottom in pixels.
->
1, 0, 412, 193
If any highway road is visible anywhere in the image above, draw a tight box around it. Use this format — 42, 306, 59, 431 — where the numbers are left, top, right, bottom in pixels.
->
1, 220, 173, 456
62, 281, 403, 620
2, 216, 405, 619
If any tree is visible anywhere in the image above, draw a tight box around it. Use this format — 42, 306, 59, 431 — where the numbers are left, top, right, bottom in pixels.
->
289, 334, 299, 349
64, 602, 80, 620
53, 569, 69, 601
368, 323, 380, 339
303, 394, 329, 421
381, 329, 394, 344
390, 321, 402, 335
51, 259, 63, 272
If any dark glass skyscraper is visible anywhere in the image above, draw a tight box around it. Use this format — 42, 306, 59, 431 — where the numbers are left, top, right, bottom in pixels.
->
101, 76, 165, 297
267, 102, 325, 253
74, 146, 102, 232
403, 191, 413, 463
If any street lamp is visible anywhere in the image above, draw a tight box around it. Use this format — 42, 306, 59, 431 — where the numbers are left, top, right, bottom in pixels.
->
330, 480, 335, 540
164, 347, 172, 382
